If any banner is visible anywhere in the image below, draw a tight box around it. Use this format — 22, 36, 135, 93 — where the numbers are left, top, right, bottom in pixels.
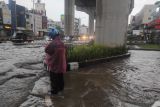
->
2, 7, 11, 25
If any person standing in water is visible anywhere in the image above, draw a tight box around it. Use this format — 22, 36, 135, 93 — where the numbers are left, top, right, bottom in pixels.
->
45, 28, 66, 95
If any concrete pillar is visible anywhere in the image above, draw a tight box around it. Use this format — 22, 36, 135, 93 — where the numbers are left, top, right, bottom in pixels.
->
95, 0, 132, 47
88, 13, 94, 36
64, 0, 75, 36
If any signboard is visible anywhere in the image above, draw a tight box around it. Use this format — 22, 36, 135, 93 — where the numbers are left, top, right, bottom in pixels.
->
2, 8, 11, 25
133, 30, 142, 35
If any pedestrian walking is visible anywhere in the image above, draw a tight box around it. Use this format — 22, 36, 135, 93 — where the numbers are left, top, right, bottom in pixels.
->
45, 28, 66, 95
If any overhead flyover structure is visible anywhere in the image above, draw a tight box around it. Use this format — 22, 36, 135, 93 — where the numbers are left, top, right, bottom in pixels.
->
64, 0, 134, 47
75, 0, 96, 37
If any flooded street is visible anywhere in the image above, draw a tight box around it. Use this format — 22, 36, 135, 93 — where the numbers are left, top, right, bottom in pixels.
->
0, 41, 160, 107
55, 50, 160, 107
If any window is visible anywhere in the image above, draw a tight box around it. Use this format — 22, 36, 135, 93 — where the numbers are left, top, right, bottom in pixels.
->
26, 22, 30, 24
26, 15, 29, 18
148, 17, 151, 20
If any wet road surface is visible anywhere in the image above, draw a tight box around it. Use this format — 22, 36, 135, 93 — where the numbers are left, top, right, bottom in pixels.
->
0, 41, 45, 107
53, 50, 160, 107
0, 42, 160, 107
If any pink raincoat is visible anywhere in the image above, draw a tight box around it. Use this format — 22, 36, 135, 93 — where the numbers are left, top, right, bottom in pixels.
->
45, 37, 66, 73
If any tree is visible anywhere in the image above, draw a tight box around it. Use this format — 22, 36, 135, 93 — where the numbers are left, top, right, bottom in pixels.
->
55, 25, 64, 35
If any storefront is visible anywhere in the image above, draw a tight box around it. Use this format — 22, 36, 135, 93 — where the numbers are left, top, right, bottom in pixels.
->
38, 29, 48, 37
3, 24, 11, 37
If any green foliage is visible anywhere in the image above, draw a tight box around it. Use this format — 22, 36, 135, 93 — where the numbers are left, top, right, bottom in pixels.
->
67, 44, 127, 62
139, 44, 160, 49
55, 25, 64, 35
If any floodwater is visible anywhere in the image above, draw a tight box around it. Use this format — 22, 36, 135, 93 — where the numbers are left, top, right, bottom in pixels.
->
0, 41, 45, 107
0, 41, 160, 107
54, 50, 160, 107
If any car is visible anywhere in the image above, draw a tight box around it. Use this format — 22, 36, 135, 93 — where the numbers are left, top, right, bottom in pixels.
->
11, 30, 34, 43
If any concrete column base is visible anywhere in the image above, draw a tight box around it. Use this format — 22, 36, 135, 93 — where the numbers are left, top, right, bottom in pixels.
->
95, 0, 132, 47
64, 0, 75, 36
89, 13, 94, 36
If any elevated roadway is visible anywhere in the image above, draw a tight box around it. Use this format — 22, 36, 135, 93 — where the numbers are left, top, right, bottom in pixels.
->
65, 0, 134, 47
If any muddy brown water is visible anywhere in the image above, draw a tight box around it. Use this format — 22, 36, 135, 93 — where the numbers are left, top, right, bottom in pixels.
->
52, 50, 160, 107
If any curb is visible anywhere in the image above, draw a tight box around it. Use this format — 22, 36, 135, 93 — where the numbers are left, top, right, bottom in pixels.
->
67, 53, 131, 71
129, 48, 160, 51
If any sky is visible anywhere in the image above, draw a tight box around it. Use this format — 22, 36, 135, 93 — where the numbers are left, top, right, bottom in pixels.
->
2, 0, 160, 26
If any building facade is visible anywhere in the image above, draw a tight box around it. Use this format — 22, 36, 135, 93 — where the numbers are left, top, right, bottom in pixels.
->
79, 25, 88, 35
16, 5, 26, 28
61, 14, 81, 36
0, 1, 11, 37
28, 12, 42, 36
7, 0, 47, 37
131, 5, 157, 29
35, 0, 46, 16
74, 18, 80, 36
42, 16, 47, 29
47, 19, 55, 28
25, 0, 47, 37
0, 8, 3, 30
9, 0, 16, 33
129, 2, 160, 44
147, 8, 160, 29
34, 0, 47, 37
25, 9, 32, 30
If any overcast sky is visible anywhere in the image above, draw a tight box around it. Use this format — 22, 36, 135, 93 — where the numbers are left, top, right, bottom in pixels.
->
2, 0, 160, 25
